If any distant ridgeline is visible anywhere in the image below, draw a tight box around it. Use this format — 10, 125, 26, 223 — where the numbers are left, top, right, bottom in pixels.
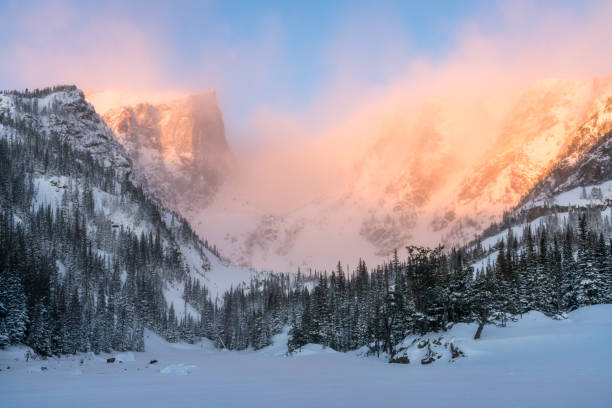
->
1, 86, 611, 360
1, 85, 78, 97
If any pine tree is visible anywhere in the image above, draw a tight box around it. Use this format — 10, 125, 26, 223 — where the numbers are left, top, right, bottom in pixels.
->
575, 214, 604, 305
550, 238, 564, 315
67, 288, 83, 353
27, 301, 51, 355
92, 284, 107, 354
166, 302, 178, 343
288, 312, 306, 353
562, 225, 577, 310
519, 226, 537, 313
535, 227, 553, 313
0, 271, 28, 346
472, 275, 494, 339
448, 252, 473, 323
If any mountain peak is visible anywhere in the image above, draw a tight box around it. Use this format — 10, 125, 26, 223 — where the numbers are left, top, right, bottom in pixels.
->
102, 91, 233, 213
0, 85, 139, 182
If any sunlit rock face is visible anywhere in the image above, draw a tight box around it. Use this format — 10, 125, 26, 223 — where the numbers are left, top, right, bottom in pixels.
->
456, 78, 612, 209
352, 77, 612, 255
103, 92, 233, 212
94, 78, 612, 274
445, 78, 612, 239
194, 77, 612, 273
520, 87, 612, 205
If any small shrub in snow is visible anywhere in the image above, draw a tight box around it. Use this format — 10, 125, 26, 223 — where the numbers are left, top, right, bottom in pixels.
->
389, 356, 410, 364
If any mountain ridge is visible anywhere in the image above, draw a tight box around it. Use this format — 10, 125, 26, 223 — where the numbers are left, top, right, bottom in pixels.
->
0, 85, 254, 355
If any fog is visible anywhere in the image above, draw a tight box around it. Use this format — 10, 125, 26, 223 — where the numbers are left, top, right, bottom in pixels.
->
3, 1, 612, 270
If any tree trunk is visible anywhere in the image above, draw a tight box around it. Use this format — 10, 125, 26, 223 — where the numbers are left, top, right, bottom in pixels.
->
474, 322, 485, 340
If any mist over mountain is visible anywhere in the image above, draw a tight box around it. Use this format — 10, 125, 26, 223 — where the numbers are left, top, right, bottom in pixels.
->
102, 92, 234, 214
5, 2, 612, 407
90, 76, 612, 273
3, 81, 612, 408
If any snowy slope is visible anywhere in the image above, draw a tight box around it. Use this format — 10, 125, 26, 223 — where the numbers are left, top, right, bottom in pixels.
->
1, 87, 255, 311
0, 87, 137, 182
469, 181, 612, 273
1, 304, 610, 407
522, 127, 612, 207
30, 170, 253, 311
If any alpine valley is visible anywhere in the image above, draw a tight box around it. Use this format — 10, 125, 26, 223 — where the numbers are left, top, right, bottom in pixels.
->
101, 77, 612, 273
5, 1, 612, 406
1, 78, 612, 406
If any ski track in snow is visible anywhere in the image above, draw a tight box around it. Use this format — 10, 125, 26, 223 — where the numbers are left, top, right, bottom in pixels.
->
1, 305, 611, 408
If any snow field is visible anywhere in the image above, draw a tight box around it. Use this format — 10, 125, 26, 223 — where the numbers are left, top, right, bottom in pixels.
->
0, 305, 611, 407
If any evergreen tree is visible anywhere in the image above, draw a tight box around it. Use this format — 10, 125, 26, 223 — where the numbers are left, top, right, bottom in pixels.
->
27, 300, 51, 355
0, 271, 28, 346
575, 214, 604, 305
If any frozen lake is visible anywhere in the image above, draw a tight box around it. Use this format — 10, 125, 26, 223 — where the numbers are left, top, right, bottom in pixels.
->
1, 305, 611, 408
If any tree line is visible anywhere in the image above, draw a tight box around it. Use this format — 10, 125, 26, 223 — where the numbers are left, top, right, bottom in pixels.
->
1, 89, 612, 360
180, 207, 612, 357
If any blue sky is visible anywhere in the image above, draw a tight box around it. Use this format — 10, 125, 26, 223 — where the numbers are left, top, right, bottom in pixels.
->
156, 0, 490, 103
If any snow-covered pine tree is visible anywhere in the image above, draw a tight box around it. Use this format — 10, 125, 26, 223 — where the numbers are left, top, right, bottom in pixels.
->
0, 271, 29, 346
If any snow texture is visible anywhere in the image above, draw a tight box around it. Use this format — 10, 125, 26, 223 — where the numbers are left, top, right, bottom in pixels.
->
1, 304, 611, 407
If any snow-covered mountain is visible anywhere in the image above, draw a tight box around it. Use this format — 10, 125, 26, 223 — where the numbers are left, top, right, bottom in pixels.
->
2, 85, 611, 374
102, 92, 233, 214
466, 81, 612, 246
459, 100, 612, 277
0, 87, 137, 182
359, 77, 612, 250
184, 77, 612, 272
83, 77, 612, 274
0, 86, 255, 353
520, 124, 612, 207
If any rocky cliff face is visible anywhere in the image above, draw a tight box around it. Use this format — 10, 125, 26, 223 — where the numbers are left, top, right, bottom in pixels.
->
200, 77, 612, 272
458, 77, 612, 209
103, 92, 233, 213
86, 77, 612, 273
520, 115, 612, 207
352, 77, 612, 254
0, 86, 138, 182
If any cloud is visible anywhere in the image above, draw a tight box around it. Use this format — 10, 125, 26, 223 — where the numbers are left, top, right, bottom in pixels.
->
2, 0, 612, 212
2, 0, 612, 269
232, 0, 612, 212
0, 0, 170, 93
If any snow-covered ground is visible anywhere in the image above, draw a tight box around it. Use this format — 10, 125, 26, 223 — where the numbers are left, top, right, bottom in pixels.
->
525, 180, 612, 209
1, 305, 611, 407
